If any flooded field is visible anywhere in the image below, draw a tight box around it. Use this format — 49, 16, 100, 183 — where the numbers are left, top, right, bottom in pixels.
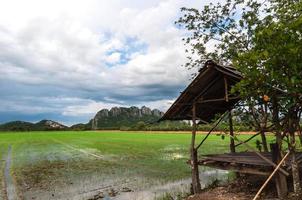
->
0, 131, 264, 200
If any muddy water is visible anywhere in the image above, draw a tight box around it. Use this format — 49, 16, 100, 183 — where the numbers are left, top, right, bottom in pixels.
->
22, 169, 229, 200
4, 145, 18, 200
19, 143, 230, 200
113, 169, 229, 200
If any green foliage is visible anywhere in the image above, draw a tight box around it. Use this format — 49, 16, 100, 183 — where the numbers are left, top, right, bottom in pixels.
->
176, 0, 263, 70
0, 121, 34, 131
177, 0, 302, 135
70, 123, 91, 131
134, 121, 147, 130
235, 1, 302, 102
177, 0, 302, 95
120, 120, 253, 132
146, 121, 192, 131
120, 120, 191, 131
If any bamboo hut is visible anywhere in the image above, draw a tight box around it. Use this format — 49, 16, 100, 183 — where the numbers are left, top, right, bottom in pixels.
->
160, 60, 301, 198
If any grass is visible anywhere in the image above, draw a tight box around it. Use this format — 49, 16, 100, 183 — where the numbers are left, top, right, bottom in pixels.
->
0, 131, 275, 199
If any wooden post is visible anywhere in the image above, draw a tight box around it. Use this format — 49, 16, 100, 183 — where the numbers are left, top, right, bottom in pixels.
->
271, 143, 288, 198
190, 103, 201, 194
288, 109, 301, 195
297, 123, 302, 146
260, 129, 269, 152
260, 104, 269, 152
235, 132, 260, 147
224, 76, 229, 102
229, 109, 235, 153
225, 76, 235, 153
196, 111, 229, 150
272, 97, 283, 152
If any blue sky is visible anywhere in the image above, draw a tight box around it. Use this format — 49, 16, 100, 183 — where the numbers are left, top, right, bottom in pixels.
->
0, 0, 222, 125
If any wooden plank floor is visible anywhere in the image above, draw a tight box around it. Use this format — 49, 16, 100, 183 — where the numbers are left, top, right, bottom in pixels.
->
198, 152, 302, 176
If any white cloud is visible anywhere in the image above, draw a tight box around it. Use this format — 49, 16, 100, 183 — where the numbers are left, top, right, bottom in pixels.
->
0, 0, 226, 123
0, 0, 192, 91
106, 52, 121, 64
137, 99, 175, 112
62, 98, 174, 117
62, 100, 122, 117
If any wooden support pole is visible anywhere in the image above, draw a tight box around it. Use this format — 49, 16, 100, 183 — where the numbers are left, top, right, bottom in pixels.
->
272, 96, 283, 152
271, 143, 288, 198
289, 114, 301, 195
260, 103, 269, 152
235, 132, 261, 147
224, 76, 229, 102
260, 129, 269, 152
252, 151, 290, 200
190, 103, 201, 194
196, 96, 240, 104
298, 123, 302, 146
284, 108, 302, 195
196, 111, 229, 150
229, 109, 235, 153
191, 103, 197, 153
229, 134, 289, 176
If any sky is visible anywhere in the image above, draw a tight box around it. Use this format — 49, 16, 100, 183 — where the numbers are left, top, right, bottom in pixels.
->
0, 0, 221, 125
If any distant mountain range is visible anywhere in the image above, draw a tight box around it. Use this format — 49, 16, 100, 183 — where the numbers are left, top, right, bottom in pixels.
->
90, 106, 163, 129
0, 120, 68, 131
0, 106, 164, 131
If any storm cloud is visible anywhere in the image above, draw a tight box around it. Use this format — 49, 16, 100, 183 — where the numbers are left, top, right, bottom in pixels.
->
0, 0, 220, 125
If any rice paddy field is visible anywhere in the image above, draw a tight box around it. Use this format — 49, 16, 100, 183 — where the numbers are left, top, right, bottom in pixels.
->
0, 131, 273, 200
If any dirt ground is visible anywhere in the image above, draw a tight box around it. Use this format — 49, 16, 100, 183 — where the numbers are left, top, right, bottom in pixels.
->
98, 130, 263, 135
186, 174, 302, 200
187, 188, 302, 200
187, 186, 253, 200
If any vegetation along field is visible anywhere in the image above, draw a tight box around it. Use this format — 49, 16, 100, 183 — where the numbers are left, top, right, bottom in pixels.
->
0, 131, 276, 200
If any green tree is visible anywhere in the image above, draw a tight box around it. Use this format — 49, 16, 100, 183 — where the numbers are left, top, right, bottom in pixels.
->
236, 1, 302, 193
177, 0, 302, 195
135, 121, 147, 130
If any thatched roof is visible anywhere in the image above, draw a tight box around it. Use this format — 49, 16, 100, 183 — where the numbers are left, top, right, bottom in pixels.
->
160, 60, 243, 123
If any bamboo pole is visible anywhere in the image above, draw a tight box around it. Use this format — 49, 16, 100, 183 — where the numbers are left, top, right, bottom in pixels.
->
197, 96, 240, 104
229, 109, 235, 153
224, 76, 229, 102
196, 111, 229, 150
252, 151, 290, 200
235, 132, 261, 147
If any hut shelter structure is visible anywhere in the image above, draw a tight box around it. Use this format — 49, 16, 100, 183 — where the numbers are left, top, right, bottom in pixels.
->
159, 60, 297, 198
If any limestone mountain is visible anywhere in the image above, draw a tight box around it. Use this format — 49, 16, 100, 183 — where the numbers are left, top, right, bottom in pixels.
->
35, 120, 68, 130
91, 106, 164, 129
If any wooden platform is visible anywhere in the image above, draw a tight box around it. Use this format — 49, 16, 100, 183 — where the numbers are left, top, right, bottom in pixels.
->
198, 152, 302, 176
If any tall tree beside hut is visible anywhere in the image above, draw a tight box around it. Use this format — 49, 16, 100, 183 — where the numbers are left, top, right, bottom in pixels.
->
177, 0, 302, 195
